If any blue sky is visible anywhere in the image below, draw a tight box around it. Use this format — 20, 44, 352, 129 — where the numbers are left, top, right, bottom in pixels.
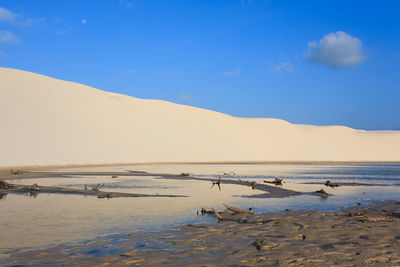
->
0, 0, 399, 130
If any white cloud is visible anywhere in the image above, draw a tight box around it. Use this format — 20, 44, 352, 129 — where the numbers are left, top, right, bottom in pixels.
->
0, 7, 45, 27
0, 31, 19, 44
306, 31, 366, 69
0, 7, 17, 22
178, 93, 192, 103
81, 19, 87, 24
269, 62, 294, 72
224, 68, 240, 77
169, 70, 183, 76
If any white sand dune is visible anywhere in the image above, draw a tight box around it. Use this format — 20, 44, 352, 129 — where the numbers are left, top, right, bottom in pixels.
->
0, 67, 399, 168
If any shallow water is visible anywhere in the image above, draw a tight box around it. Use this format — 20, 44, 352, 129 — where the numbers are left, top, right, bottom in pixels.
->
1, 162, 400, 252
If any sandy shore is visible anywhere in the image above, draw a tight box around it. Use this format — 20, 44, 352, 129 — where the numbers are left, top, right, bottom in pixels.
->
2, 167, 400, 266
2, 200, 400, 266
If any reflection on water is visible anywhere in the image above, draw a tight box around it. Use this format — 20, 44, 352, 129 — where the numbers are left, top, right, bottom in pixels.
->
1, 163, 400, 252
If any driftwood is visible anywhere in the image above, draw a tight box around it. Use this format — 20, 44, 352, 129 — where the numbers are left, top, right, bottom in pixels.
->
9, 169, 23, 175
212, 176, 222, 190
264, 178, 283, 186
315, 189, 329, 198
0, 180, 10, 189
324, 180, 339, 188
0, 182, 187, 198
251, 181, 257, 189
91, 183, 104, 191
31, 183, 39, 191
218, 171, 236, 176
212, 207, 223, 220
223, 204, 255, 215
180, 173, 190, 176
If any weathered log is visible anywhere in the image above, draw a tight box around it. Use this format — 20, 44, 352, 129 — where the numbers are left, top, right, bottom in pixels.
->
212, 207, 223, 220
324, 180, 339, 188
223, 204, 255, 215
264, 178, 283, 186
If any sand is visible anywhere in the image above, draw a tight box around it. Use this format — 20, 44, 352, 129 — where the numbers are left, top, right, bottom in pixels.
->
4, 201, 400, 266
1, 67, 400, 168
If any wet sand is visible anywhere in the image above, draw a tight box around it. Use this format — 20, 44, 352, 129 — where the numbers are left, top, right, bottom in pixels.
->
2, 166, 400, 266
0, 169, 325, 199
3, 201, 400, 266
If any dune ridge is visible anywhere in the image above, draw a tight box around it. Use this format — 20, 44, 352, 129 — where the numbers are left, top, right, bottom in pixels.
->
1, 67, 400, 168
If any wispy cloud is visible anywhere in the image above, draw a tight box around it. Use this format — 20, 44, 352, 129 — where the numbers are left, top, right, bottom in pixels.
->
124, 69, 136, 75
306, 31, 366, 69
119, 0, 135, 8
169, 70, 183, 76
81, 19, 87, 24
0, 7, 18, 22
224, 68, 240, 77
269, 62, 294, 72
393, 50, 399, 59
178, 93, 192, 104
0, 6, 46, 27
241, 0, 253, 6
0, 30, 19, 44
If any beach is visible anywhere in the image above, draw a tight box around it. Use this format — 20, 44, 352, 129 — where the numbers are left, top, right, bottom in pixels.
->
6, 201, 400, 266
1, 163, 400, 266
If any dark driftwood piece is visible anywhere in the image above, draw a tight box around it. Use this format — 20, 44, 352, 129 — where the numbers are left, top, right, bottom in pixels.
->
91, 183, 104, 191
0, 182, 186, 198
315, 189, 329, 198
324, 180, 339, 188
211, 176, 222, 190
9, 169, 23, 175
0, 180, 10, 189
264, 178, 283, 186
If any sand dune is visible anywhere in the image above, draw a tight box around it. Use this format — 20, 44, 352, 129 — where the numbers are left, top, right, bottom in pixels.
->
0, 67, 399, 168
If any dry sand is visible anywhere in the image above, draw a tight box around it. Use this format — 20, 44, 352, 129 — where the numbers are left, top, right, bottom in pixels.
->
4, 201, 400, 266
1, 67, 400, 168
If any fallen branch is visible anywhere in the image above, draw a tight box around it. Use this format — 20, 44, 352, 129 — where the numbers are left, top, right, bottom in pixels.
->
324, 180, 339, 188
212, 207, 223, 220
211, 176, 222, 190
223, 204, 255, 215
91, 183, 104, 191
264, 178, 283, 186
